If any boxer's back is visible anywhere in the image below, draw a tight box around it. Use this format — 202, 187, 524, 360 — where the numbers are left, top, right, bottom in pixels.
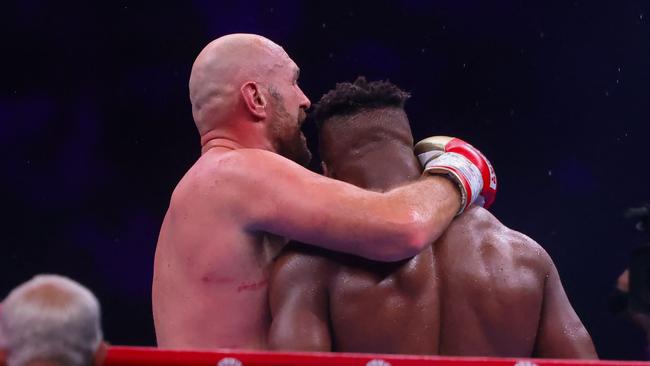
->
270, 78, 594, 357
435, 207, 545, 355
288, 206, 547, 355
153, 149, 284, 349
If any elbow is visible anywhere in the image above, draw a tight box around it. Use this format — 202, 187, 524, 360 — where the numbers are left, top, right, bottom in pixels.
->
376, 215, 434, 262
400, 203, 453, 256
401, 221, 432, 258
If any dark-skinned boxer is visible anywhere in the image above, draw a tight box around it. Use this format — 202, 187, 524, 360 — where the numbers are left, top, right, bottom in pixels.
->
268, 77, 597, 358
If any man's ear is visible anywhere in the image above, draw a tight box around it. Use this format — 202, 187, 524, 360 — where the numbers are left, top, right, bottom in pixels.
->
241, 81, 268, 120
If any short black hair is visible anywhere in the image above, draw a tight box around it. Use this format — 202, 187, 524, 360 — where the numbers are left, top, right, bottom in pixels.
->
312, 76, 411, 128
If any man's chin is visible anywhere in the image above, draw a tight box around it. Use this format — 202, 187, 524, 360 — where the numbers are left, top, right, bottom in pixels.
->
278, 132, 312, 166
300, 150, 313, 167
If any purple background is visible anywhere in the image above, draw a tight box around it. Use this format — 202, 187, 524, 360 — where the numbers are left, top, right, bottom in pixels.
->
2, 0, 650, 360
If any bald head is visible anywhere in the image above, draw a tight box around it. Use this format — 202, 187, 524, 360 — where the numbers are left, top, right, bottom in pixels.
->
189, 34, 292, 134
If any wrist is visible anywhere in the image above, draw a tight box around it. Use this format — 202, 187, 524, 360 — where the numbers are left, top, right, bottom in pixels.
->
423, 173, 463, 215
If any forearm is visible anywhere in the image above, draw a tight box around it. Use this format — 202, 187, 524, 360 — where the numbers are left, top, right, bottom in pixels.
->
345, 174, 460, 261
264, 174, 460, 262
266, 174, 460, 261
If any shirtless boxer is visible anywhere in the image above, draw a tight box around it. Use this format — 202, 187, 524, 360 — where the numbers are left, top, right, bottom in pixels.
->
268, 78, 597, 358
152, 34, 497, 349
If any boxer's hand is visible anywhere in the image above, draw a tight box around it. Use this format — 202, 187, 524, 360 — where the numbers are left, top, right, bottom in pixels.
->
414, 136, 497, 215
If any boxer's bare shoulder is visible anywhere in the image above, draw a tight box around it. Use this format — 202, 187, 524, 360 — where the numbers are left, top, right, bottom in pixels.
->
437, 206, 596, 358
168, 148, 291, 223
443, 206, 552, 279
436, 206, 550, 335
171, 149, 267, 203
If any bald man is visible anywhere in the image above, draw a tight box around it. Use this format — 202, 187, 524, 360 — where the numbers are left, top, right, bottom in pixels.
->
152, 34, 496, 350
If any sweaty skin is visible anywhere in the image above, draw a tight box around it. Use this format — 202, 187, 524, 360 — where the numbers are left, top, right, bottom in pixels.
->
268, 108, 597, 358
152, 35, 462, 349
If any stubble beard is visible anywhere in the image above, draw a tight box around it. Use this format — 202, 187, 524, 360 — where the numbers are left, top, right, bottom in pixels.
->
268, 92, 312, 167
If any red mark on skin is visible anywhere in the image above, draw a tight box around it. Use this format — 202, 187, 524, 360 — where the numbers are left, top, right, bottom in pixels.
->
237, 279, 269, 292
201, 275, 235, 284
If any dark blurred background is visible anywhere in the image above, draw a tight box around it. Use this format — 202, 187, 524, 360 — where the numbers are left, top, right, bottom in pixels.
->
2, 0, 649, 360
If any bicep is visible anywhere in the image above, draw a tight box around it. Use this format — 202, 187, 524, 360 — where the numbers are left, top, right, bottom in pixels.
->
268, 250, 332, 351
534, 263, 598, 359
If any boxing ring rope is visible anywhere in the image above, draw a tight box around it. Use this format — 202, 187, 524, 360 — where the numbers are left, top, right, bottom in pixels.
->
3, 346, 650, 365
101, 346, 650, 366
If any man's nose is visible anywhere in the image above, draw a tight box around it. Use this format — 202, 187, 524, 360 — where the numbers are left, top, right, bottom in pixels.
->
299, 88, 311, 109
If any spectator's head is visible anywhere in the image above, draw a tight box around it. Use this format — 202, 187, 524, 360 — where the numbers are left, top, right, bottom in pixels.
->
0, 275, 103, 366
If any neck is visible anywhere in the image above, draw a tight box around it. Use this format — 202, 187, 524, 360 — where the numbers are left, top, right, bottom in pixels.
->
199, 123, 275, 155
332, 145, 421, 191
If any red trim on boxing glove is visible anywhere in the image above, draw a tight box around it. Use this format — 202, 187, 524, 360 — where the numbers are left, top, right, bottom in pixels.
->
445, 138, 497, 208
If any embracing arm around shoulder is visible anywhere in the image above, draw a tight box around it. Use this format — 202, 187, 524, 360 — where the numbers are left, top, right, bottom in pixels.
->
533, 254, 598, 359
268, 247, 333, 351
217, 149, 460, 261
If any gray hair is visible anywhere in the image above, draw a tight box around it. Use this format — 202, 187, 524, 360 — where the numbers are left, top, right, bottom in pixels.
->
0, 275, 103, 366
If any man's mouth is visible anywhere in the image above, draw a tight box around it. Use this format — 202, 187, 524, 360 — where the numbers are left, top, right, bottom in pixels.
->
298, 110, 307, 125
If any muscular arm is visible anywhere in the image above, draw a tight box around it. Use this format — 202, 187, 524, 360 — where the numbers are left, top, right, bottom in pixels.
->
268, 245, 333, 351
217, 149, 460, 261
533, 260, 598, 359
